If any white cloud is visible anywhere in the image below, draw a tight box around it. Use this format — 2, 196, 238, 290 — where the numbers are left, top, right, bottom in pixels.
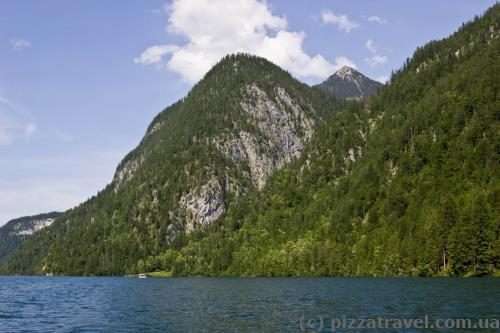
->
367, 16, 387, 24
321, 9, 359, 33
10, 38, 30, 51
365, 39, 387, 67
366, 39, 377, 53
134, 45, 178, 65
135, 0, 351, 83
366, 54, 387, 67
333, 56, 357, 70
376, 75, 389, 83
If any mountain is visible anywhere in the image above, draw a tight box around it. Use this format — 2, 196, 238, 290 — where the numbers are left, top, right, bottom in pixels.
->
134, 4, 500, 277
0, 212, 61, 264
0, 54, 344, 276
315, 66, 383, 99
2, 4, 499, 277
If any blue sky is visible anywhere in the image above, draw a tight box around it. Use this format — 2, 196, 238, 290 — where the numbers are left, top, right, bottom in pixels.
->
0, 0, 496, 225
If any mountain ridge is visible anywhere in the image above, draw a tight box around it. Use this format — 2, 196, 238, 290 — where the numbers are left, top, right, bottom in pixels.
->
128, 3, 500, 277
0, 54, 345, 275
1, 4, 499, 277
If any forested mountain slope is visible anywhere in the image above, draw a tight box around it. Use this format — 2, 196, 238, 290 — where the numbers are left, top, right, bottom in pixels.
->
139, 4, 500, 277
2, 5, 498, 277
0, 55, 344, 275
0, 212, 61, 264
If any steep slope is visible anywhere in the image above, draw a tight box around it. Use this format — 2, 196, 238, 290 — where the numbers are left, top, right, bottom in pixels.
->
1, 54, 343, 275
0, 212, 61, 264
141, 4, 499, 277
315, 66, 383, 99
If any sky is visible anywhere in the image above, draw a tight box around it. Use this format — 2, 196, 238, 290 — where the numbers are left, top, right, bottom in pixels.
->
0, 0, 496, 226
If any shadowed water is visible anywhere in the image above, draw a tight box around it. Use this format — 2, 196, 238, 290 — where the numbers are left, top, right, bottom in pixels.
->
0, 277, 498, 332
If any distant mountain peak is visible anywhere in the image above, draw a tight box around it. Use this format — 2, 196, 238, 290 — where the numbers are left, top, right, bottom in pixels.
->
315, 66, 383, 99
335, 66, 358, 79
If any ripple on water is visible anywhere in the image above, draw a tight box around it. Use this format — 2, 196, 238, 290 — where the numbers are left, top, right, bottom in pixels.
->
0, 276, 499, 332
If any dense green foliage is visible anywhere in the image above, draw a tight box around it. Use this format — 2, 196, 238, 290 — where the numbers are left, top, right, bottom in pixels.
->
0, 212, 61, 264
0, 54, 342, 276
138, 5, 500, 277
2, 5, 498, 277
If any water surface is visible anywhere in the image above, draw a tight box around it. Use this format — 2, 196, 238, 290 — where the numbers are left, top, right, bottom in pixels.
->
0, 277, 498, 332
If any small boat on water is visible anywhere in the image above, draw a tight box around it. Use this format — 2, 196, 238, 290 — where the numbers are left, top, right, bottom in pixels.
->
138, 273, 147, 279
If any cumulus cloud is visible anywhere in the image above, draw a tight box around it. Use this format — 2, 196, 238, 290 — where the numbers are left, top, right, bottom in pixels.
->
365, 39, 387, 67
321, 10, 359, 33
10, 38, 30, 51
135, 0, 353, 83
366, 16, 387, 24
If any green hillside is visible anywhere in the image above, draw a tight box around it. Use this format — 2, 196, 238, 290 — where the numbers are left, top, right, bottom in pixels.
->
2, 5, 498, 277
0, 54, 343, 276
138, 4, 500, 277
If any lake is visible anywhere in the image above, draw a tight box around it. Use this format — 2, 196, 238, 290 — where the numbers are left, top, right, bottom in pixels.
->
0, 277, 498, 332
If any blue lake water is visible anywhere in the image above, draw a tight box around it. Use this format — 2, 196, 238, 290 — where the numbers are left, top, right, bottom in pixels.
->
0, 277, 499, 332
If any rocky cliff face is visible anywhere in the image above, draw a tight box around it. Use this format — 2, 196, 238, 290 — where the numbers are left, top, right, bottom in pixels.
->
113, 154, 144, 192
179, 176, 226, 231
109, 58, 325, 233
215, 84, 315, 188
9, 217, 56, 236
173, 83, 317, 230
